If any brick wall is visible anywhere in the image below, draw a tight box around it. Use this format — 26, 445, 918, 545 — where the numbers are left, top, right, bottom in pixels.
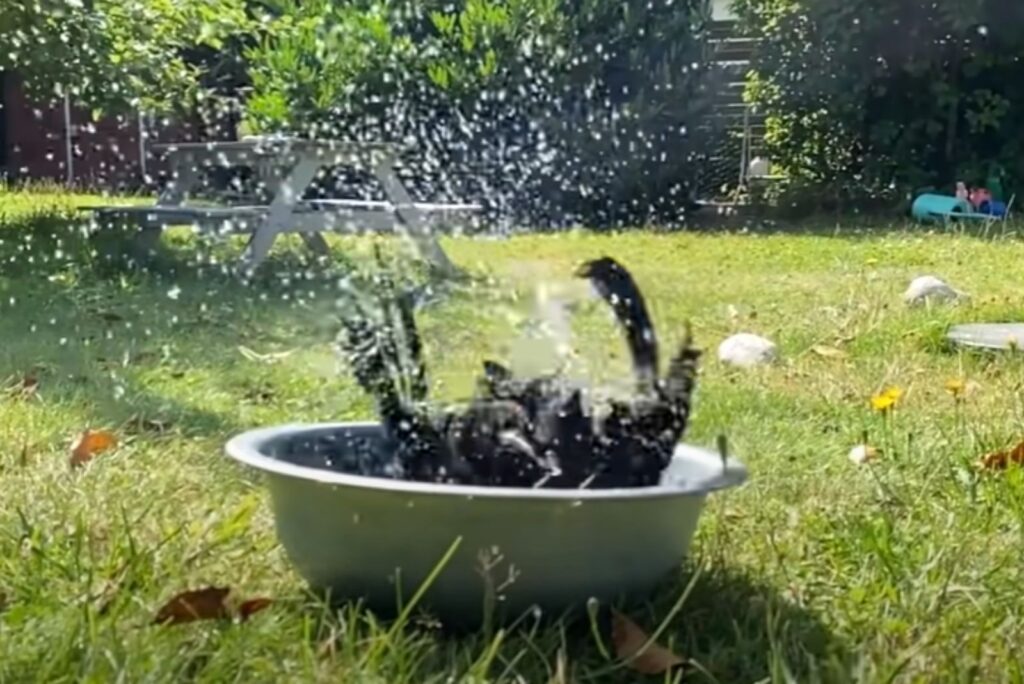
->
2, 72, 66, 182
1, 72, 205, 191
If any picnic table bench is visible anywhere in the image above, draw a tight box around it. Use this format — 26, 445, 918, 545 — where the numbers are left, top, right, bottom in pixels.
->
82, 137, 481, 277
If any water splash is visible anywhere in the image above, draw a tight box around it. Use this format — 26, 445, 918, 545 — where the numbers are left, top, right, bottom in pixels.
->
506, 281, 577, 379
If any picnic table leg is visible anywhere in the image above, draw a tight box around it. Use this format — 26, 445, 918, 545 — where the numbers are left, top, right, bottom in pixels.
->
300, 233, 330, 258
371, 158, 459, 279
239, 157, 321, 273
134, 152, 199, 259
133, 225, 164, 260
157, 158, 198, 205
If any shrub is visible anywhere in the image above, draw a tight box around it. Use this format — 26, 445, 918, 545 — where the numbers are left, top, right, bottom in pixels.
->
243, 0, 715, 228
736, 0, 1024, 200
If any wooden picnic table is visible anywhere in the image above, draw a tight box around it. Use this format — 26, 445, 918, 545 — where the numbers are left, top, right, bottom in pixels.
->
84, 136, 479, 277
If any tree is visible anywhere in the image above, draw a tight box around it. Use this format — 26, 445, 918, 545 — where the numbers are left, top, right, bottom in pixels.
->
0, 0, 252, 114
736, 0, 1024, 200
242, 0, 714, 227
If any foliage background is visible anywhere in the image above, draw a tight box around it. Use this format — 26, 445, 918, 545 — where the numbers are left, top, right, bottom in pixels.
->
8, 1, 1024, 217
735, 0, 1024, 208
0, 0, 252, 116
0, 0, 722, 226
241, 0, 716, 228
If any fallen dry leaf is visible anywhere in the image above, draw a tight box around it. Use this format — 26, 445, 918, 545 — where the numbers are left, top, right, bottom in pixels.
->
978, 439, 1024, 470
153, 587, 273, 626
69, 429, 118, 467
237, 597, 273, 621
3, 372, 39, 401
153, 587, 232, 625
811, 344, 848, 359
16, 374, 39, 397
611, 609, 685, 676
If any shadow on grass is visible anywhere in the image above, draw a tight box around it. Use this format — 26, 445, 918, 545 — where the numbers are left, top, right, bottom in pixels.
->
298, 563, 851, 683
543, 565, 856, 683
0, 209, 505, 455
0, 209, 397, 437
655, 566, 850, 682
2, 208, 854, 681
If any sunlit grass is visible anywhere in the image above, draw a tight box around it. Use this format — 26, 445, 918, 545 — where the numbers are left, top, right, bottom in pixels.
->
3, 192, 1024, 681
0, 181, 152, 220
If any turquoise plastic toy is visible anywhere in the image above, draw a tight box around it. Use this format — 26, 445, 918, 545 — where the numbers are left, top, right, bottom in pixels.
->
911, 194, 973, 223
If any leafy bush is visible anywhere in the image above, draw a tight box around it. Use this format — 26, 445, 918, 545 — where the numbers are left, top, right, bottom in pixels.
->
0, 0, 252, 114
535, 0, 715, 226
736, 0, 1024, 201
243, 0, 714, 228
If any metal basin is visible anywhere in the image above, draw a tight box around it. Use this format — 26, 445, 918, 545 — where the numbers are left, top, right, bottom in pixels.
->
226, 422, 748, 626
947, 323, 1024, 351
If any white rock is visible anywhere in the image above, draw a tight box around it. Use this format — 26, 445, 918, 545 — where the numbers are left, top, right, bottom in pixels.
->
718, 333, 779, 367
848, 444, 880, 465
903, 276, 963, 307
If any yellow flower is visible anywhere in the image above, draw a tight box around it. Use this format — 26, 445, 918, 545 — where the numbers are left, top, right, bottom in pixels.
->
945, 378, 966, 398
870, 386, 903, 413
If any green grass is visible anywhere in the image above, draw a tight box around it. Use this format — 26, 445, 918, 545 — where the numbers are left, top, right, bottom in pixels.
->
4, 186, 1024, 682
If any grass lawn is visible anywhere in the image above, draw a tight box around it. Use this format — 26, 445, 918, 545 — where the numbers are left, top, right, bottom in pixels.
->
3, 186, 1024, 682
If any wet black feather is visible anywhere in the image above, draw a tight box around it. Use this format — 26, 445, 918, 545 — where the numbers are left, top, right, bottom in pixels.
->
335, 256, 699, 489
